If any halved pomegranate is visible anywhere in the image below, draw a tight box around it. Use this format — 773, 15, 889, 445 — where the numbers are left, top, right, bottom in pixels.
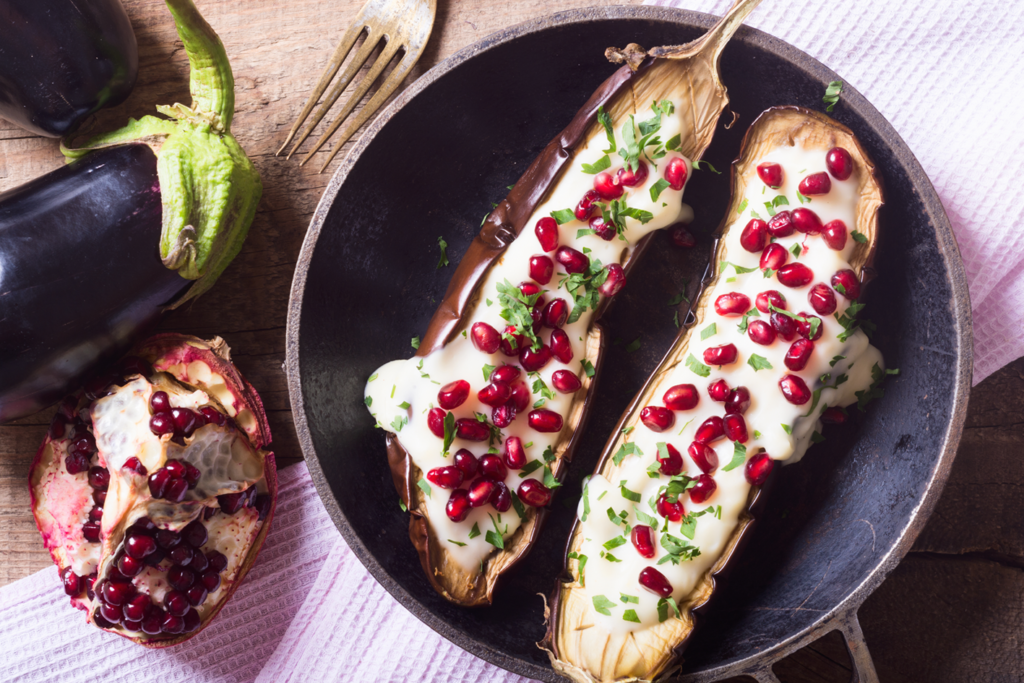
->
29, 335, 276, 647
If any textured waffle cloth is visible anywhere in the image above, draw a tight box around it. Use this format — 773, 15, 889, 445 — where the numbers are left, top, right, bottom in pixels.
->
3, 3, 1022, 682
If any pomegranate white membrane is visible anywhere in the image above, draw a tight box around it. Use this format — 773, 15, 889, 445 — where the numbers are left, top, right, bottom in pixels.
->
366, 100, 694, 571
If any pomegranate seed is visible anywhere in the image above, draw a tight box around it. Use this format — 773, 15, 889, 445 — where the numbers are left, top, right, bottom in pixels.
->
695, 416, 725, 444
663, 384, 698, 411
517, 479, 553, 507
785, 339, 815, 371
549, 329, 573, 364
69, 433, 96, 458
491, 401, 517, 428
688, 441, 719, 474
708, 379, 730, 402
207, 551, 228, 574
191, 410, 208, 432
102, 580, 133, 606
767, 210, 795, 237
437, 380, 470, 410
631, 525, 656, 558
528, 409, 563, 433
89, 506, 104, 522
822, 220, 847, 250
453, 449, 479, 478
200, 570, 222, 592
456, 418, 490, 441
132, 517, 156, 533
740, 219, 769, 252
219, 489, 247, 514
530, 295, 546, 326
500, 326, 525, 356
639, 566, 674, 597
169, 545, 194, 566
832, 269, 861, 299
49, 413, 68, 440
656, 493, 684, 521
165, 478, 188, 503
124, 595, 150, 622
445, 489, 471, 521
427, 466, 464, 489
479, 454, 508, 481
616, 160, 648, 187
779, 375, 812, 405
663, 157, 689, 190
756, 162, 783, 188
84, 374, 117, 400
535, 217, 559, 252
598, 264, 626, 297
809, 283, 837, 315
183, 608, 201, 633
82, 521, 101, 542
821, 407, 847, 424
640, 406, 674, 432
551, 370, 582, 393
714, 292, 751, 316
162, 614, 185, 634
826, 147, 854, 180
593, 170, 623, 200
148, 468, 171, 497
467, 478, 497, 507
183, 463, 201, 488
165, 590, 190, 617
520, 344, 552, 372
724, 414, 748, 442
523, 279, 542, 296
745, 452, 774, 485
62, 568, 81, 596
542, 299, 569, 328
777, 263, 814, 288
141, 610, 165, 635
87, 466, 109, 490
755, 290, 786, 314
689, 474, 717, 503
471, 322, 501, 354
123, 457, 147, 476
669, 223, 695, 248
759, 243, 788, 271
589, 215, 617, 241
575, 190, 601, 222
190, 550, 210, 573
168, 566, 195, 591
799, 172, 831, 195
490, 366, 520, 385
504, 436, 527, 470
771, 311, 797, 340
427, 409, 447, 438
555, 246, 589, 274
181, 520, 207, 548
657, 443, 684, 475
199, 406, 225, 426
126, 533, 157, 559
791, 208, 823, 234
99, 603, 124, 624
511, 382, 531, 411
726, 387, 751, 415
164, 460, 186, 478
476, 382, 510, 408
491, 482, 512, 512
703, 344, 738, 366
150, 413, 175, 436
796, 312, 823, 341
747, 319, 776, 345
171, 408, 198, 436
186, 585, 208, 607
529, 255, 554, 285
93, 489, 106, 506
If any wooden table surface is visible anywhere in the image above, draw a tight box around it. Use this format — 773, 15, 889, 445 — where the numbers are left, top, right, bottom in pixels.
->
1, 1, 1021, 681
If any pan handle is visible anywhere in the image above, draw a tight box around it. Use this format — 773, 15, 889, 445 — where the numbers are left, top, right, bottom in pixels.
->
836, 609, 879, 683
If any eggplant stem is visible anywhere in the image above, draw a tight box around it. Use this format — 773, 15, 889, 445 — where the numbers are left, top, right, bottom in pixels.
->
163, 0, 235, 133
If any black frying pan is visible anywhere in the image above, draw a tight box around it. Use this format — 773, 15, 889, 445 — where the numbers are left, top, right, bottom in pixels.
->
285, 6, 971, 681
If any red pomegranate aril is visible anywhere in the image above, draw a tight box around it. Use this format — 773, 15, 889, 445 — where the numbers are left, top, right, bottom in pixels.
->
457, 417, 491, 441
82, 521, 101, 542
190, 549, 210, 573
657, 443, 684, 475
796, 312, 823, 341
747, 319, 776, 345
181, 520, 207, 548
517, 478, 553, 507
726, 387, 751, 415
164, 459, 186, 478
616, 160, 648, 187
446, 489, 470, 521
779, 375, 812, 405
791, 207, 823, 234
598, 263, 626, 297
529, 255, 554, 285
663, 384, 699, 411
640, 406, 674, 432
88, 466, 110, 490
511, 382, 531, 411
745, 452, 774, 485
183, 463, 201, 488
437, 380, 470, 410
756, 162, 783, 188
689, 474, 717, 503
826, 147, 854, 180
117, 554, 144, 579
124, 595, 150, 622
207, 551, 228, 574
467, 478, 497, 508
99, 602, 124, 624
777, 263, 814, 288
149, 390, 170, 414
69, 433, 96, 458
219, 489, 248, 514
200, 570, 222, 592
186, 585, 208, 607
491, 401, 517, 428
490, 481, 512, 512
165, 478, 188, 503
123, 619, 143, 632
799, 172, 831, 195
760, 243, 788, 271
821, 407, 848, 424
62, 568, 81, 596
125, 533, 157, 559
549, 328, 573, 364
755, 290, 786, 314
631, 525, 656, 559
182, 608, 201, 633
771, 311, 797, 340
832, 269, 861, 299
663, 157, 689, 190
714, 292, 751, 316
500, 325, 525, 356
809, 283, 837, 315
575, 189, 601, 222
453, 449, 479, 478
669, 223, 696, 248
520, 344, 552, 372
479, 454, 508, 481
688, 441, 719, 474
724, 414, 748, 443
199, 406, 225, 426
520, 281, 542, 297
504, 436, 527, 470
141, 610, 165, 635
149, 412, 175, 436
171, 408, 198, 436
477, 382, 511, 407
427, 466, 464, 489
425, 409, 446, 440
535, 217, 559, 252
695, 416, 725, 444
162, 614, 185, 634
471, 322, 502, 354
767, 210, 795, 237
165, 590, 190, 617
168, 566, 195, 591
542, 299, 569, 328
639, 566, 674, 598
49, 413, 68, 440
102, 580, 133, 606
132, 517, 156, 533
784, 339, 814, 372
656, 493, 684, 521
703, 344, 738, 366
490, 366, 521, 385
169, 544, 194, 567
740, 218, 769, 252
822, 220, 848, 250
93, 489, 107, 507
529, 409, 563, 433
555, 246, 590, 274
589, 215, 617, 241
593, 170, 623, 200
551, 370, 582, 394
530, 295, 546, 326
89, 506, 104, 522
708, 379, 730, 402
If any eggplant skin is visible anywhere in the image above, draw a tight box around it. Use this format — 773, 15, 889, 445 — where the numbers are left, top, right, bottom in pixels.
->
0, 144, 189, 423
0, 0, 138, 137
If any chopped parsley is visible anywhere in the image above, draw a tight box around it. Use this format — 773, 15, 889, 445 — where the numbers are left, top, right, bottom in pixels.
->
649, 178, 672, 201
692, 159, 721, 174
748, 354, 773, 372
603, 536, 628, 551
720, 260, 759, 275
485, 513, 506, 550
852, 230, 868, 243
448, 539, 466, 547
496, 278, 542, 351
701, 323, 717, 340
737, 198, 749, 214
410, 336, 420, 349
436, 236, 449, 268
612, 442, 643, 466
658, 596, 681, 622
581, 155, 612, 175
518, 460, 544, 477
592, 594, 617, 616
509, 491, 526, 520
855, 363, 900, 411
368, 372, 378, 382
823, 80, 843, 112
441, 411, 456, 457
416, 478, 431, 498
781, 424, 793, 435
619, 482, 642, 503
391, 415, 408, 432
482, 364, 495, 381
657, 532, 701, 565
722, 442, 747, 472
550, 208, 575, 225
363, 396, 372, 407
399, 499, 407, 512
622, 609, 641, 623
468, 523, 481, 539
558, 249, 609, 321
685, 353, 711, 378
581, 359, 596, 378
597, 106, 616, 154
811, 431, 826, 444
625, 337, 642, 353
790, 242, 803, 258
569, 551, 588, 586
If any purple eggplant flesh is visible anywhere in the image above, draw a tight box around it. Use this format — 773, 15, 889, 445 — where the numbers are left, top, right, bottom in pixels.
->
0, 144, 189, 421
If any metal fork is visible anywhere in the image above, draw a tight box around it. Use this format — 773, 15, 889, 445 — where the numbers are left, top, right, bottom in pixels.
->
276, 0, 437, 172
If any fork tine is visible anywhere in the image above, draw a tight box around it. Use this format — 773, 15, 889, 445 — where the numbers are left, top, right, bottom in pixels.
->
276, 20, 365, 156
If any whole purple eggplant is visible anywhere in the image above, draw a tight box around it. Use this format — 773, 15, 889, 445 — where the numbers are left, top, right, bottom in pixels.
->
0, 0, 138, 137
0, 0, 261, 423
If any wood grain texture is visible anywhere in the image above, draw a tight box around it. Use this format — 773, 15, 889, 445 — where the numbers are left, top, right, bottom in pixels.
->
0, 1, 1021, 681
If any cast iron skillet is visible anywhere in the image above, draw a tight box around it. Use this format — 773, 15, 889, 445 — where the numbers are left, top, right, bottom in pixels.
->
286, 6, 971, 681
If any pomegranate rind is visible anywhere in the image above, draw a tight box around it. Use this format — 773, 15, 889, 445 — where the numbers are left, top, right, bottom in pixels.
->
543, 107, 883, 682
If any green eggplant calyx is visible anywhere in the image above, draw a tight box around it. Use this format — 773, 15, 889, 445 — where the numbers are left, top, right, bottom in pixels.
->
61, 0, 261, 308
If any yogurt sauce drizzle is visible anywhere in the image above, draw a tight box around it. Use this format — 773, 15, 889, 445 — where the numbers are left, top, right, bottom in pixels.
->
366, 99, 693, 570
574, 143, 885, 634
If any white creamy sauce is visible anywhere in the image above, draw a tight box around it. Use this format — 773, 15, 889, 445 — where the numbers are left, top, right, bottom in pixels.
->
366, 101, 693, 570
575, 144, 884, 634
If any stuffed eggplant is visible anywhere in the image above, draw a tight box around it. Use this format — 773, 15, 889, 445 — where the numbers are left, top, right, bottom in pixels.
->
543, 106, 888, 682
363, 0, 762, 606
